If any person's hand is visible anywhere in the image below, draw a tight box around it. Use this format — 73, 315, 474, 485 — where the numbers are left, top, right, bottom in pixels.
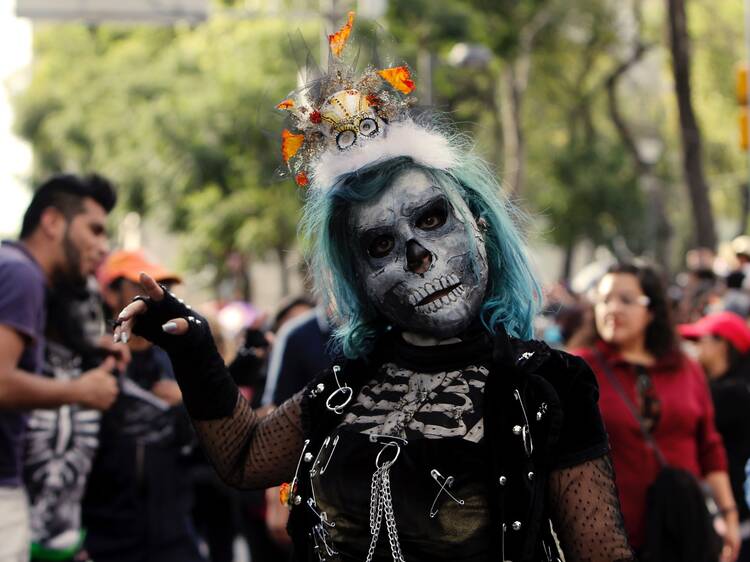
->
720, 512, 741, 562
112, 272, 238, 421
96, 335, 131, 372
151, 379, 182, 406
115, 273, 192, 344
72, 356, 119, 410
265, 486, 291, 546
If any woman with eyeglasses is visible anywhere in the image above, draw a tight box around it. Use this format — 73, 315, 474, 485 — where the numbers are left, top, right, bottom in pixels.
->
573, 261, 739, 562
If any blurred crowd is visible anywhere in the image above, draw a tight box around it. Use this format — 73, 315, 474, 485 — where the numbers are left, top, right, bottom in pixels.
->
6, 173, 750, 562
0, 174, 332, 562
538, 240, 750, 562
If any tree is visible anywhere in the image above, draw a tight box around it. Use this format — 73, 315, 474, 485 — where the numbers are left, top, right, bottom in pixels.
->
14, 17, 314, 296
666, 0, 717, 250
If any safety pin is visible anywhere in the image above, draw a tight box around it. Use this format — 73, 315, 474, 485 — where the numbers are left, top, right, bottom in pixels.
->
312, 523, 338, 558
368, 433, 409, 445
325, 365, 353, 414
309, 436, 331, 478
319, 435, 339, 475
429, 469, 464, 518
513, 389, 534, 457
307, 497, 336, 528
289, 439, 311, 498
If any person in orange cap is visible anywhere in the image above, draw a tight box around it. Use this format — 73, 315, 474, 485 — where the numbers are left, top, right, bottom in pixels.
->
83, 251, 204, 562
680, 311, 750, 562
98, 250, 182, 331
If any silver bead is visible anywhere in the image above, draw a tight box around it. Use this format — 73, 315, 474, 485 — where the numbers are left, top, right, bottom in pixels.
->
293, 495, 302, 506
512, 425, 522, 435
512, 521, 522, 531
498, 475, 507, 486
304, 452, 313, 462
527, 471, 534, 481
316, 383, 325, 393
536, 411, 543, 421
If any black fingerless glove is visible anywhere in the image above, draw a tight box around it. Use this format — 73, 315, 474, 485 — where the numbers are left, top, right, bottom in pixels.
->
131, 287, 238, 420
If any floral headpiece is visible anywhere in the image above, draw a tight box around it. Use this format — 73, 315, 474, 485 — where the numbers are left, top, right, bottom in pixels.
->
277, 12, 459, 189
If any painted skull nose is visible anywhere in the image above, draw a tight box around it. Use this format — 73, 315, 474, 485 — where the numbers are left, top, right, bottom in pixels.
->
406, 239, 432, 274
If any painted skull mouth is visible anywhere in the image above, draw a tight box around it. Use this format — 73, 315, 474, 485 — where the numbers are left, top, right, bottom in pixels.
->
417, 283, 461, 306
408, 274, 466, 313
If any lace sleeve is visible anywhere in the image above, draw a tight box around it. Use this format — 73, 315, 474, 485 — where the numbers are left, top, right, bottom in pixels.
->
191, 390, 305, 490
548, 454, 636, 562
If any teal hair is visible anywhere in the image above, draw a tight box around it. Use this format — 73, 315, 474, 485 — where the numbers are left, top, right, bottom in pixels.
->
300, 155, 541, 359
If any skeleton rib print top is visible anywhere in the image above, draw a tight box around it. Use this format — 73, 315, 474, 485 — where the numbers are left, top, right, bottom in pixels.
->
308, 335, 494, 562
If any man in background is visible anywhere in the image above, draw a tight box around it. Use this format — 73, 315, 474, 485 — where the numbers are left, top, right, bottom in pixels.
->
0, 174, 120, 561
83, 250, 204, 562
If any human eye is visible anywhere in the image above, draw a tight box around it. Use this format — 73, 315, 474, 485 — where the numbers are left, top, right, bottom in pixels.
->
368, 234, 395, 258
415, 199, 448, 231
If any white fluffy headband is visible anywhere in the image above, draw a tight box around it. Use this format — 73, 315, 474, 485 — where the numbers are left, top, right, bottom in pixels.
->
310, 120, 460, 190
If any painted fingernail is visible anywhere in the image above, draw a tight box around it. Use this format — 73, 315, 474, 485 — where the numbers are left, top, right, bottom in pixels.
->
113, 333, 120, 344
162, 322, 178, 333
121, 332, 129, 344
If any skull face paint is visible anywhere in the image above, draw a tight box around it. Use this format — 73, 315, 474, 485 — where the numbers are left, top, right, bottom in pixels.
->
351, 169, 489, 338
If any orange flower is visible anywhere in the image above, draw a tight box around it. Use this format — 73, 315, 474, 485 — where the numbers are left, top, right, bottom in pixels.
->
377, 66, 415, 95
328, 11, 355, 58
276, 98, 295, 110
295, 171, 309, 187
279, 482, 291, 506
281, 129, 305, 163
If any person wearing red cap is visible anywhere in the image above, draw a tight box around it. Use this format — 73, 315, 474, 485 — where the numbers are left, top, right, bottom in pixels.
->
680, 312, 750, 562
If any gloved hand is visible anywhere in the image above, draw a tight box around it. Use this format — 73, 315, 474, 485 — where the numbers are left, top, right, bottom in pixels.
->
115, 273, 238, 420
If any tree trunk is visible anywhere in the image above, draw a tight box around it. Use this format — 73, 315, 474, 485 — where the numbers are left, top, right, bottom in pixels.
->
277, 247, 290, 297
498, 64, 526, 198
561, 239, 576, 283
739, 182, 750, 237
666, 0, 717, 250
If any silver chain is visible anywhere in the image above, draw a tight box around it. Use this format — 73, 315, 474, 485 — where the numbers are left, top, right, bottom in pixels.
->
366, 449, 405, 562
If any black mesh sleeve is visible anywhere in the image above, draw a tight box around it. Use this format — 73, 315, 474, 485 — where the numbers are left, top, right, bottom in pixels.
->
548, 454, 636, 562
192, 391, 305, 490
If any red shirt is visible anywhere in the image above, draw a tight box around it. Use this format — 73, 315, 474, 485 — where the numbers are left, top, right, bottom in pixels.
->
573, 340, 727, 548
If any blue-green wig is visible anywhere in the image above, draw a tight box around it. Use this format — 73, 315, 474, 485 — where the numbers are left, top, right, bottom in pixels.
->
300, 154, 540, 359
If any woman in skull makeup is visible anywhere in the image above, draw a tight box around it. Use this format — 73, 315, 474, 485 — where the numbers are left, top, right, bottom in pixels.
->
114, 13, 634, 562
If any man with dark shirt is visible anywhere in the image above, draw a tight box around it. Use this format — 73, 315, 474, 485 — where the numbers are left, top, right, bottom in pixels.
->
0, 175, 120, 561
85, 251, 204, 562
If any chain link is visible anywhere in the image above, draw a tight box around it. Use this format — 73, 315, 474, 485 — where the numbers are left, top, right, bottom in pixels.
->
366, 461, 405, 562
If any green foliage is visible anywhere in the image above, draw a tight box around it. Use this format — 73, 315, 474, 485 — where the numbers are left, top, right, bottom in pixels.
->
14, 0, 750, 283
15, 16, 315, 283
541, 140, 644, 249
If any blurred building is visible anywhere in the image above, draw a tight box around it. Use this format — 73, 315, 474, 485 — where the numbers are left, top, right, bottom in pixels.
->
16, 0, 208, 24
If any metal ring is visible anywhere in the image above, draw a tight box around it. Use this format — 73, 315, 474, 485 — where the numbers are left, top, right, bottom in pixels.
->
325, 385, 353, 415
375, 441, 401, 469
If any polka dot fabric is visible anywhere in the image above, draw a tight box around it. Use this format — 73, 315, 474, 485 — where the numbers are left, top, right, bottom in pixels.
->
548, 454, 635, 561
193, 391, 305, 489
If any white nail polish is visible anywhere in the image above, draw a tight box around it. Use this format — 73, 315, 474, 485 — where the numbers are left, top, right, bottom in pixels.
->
113, 333, 120, 344
162, 322, 178, 333
122, 332, 129, 344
